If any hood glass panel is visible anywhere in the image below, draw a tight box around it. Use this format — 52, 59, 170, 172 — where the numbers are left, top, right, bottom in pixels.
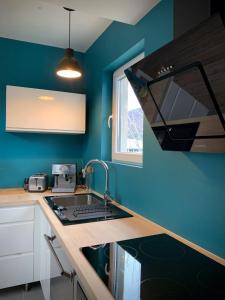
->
125, 15, 225, 152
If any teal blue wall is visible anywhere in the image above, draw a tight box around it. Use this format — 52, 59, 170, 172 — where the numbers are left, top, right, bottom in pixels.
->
1, 0, 225, 259
0, 37, 85, 187
83, 0, 225, 259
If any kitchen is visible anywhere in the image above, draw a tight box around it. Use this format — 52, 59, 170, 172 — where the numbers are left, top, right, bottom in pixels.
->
0, 0, 225, 299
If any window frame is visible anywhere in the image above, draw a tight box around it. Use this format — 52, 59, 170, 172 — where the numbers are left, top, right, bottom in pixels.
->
112, 53, 145, 165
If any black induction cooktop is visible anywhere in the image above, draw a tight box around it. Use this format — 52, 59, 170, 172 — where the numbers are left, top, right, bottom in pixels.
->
81, 234, 225, 300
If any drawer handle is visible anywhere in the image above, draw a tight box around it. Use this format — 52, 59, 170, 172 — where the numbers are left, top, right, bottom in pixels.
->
44, 234, 76, 280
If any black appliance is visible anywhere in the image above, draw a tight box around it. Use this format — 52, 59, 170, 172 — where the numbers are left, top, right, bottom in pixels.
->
82, 233, 225, 300
153, 122, 200, 151
125, 15, 225, 153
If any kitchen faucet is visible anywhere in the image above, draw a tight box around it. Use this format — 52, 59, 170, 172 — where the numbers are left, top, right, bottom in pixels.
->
82, 159, 113, 206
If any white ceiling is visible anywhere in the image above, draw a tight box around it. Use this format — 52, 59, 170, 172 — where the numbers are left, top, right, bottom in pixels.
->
41, 0, 160, 25
0, 0, 160, 52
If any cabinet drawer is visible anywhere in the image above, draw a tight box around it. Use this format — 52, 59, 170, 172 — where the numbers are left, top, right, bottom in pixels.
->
0, 253, 33, 289
0, 206, 34, 224
0, 222, 34, 256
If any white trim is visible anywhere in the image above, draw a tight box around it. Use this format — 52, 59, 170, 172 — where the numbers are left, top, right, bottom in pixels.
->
112, 53, 144, 165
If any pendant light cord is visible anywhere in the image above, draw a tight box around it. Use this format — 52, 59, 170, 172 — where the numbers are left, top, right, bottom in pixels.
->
63, 7, 75, 49
69, 10, 71, 48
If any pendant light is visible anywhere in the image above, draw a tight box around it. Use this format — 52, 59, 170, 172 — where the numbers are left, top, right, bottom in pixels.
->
56, 7, 82, 79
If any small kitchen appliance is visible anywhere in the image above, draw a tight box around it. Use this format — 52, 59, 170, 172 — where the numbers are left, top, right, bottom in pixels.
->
27, 173, 48, 192
52, 164, 76, 193
82, 233, 225, 300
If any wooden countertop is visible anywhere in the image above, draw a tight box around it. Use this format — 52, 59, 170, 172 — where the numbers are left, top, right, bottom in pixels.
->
0, 187, 224, 300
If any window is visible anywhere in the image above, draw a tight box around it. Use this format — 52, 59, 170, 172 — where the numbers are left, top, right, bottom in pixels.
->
112, 53, 144, 164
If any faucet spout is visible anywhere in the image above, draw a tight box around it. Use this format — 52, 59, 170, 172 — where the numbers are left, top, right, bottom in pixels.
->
83, 159, 112, 206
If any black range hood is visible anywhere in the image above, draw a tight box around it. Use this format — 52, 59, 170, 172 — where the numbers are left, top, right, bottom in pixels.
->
125, 14, 225, 153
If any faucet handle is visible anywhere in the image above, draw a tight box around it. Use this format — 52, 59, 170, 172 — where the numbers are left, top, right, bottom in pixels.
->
82, 166, 94, 178
82, 168, 86, 178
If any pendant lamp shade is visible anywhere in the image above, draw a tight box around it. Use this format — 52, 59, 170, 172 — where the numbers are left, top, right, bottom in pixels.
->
56, 48, 82, 78
56, 7, 82, 79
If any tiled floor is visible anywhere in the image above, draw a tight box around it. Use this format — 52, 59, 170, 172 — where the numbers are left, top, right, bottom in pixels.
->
0, 282, 44, 300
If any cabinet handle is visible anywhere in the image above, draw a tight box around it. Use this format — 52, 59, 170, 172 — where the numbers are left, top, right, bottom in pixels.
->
44, 234, 76, 280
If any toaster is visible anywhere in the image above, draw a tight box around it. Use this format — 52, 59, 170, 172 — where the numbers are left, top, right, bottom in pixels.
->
28, 173, 48, 192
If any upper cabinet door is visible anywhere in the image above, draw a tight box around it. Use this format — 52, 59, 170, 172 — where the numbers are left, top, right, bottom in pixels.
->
6, 86, 86, 134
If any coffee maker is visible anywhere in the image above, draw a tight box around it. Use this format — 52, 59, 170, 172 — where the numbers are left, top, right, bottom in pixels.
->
52, 164, 76, 193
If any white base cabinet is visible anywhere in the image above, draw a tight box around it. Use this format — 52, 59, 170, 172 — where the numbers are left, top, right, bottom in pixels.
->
0, 205, 34, 289
0, 204, 87, 299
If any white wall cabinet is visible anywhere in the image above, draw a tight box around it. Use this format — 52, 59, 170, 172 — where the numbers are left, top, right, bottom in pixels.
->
6, 86, 86, 134
0, 205, 34, 289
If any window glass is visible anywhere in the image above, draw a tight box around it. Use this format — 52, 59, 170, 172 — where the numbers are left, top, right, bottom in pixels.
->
112, 53, 144, 164
117, 76, 143, 153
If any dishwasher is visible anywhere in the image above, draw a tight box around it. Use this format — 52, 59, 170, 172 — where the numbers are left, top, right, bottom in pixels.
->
43, 234, 87, 300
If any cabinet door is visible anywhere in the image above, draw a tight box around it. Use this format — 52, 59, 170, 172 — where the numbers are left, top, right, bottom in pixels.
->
38, 208, 75, 300
6, 85, 86, 134
39, 208, 51, 300
47, 237, 75, 300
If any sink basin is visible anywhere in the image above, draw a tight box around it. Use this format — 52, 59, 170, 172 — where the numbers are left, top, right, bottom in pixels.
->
51, 193, 102, 207
45, 193, 132, 225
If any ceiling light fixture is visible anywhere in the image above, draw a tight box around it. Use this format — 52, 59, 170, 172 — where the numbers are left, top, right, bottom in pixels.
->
56, 7, 82, 79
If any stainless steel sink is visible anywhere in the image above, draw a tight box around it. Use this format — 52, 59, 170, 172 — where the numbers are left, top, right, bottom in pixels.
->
45, 193, 132, 225
52, 193, 101, 207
